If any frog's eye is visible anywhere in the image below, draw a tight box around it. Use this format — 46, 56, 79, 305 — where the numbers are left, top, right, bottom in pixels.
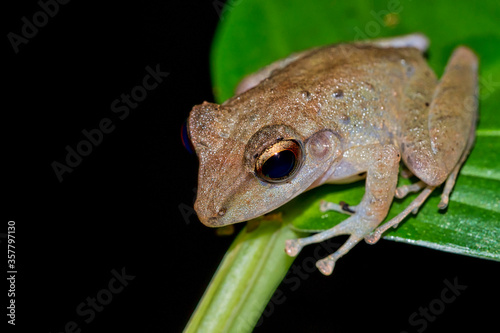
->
255, 139, 303, 183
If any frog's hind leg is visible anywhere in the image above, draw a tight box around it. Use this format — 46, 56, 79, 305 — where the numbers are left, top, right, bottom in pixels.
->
400, 166, 414, 179
367, 48, 477, 245
360, 33, 429, 52
234, 48, 317, 95
400, 47, 478, 208
236, 33, 430, 96
365, 185, 435, 244
438, 114, 476, 209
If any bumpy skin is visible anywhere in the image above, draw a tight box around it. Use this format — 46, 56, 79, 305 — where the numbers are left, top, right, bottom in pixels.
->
188, 34, 477, 274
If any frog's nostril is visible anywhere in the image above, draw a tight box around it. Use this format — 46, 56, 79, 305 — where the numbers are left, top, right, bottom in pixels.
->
206, 216, 220, 227
202, 208, 227, 227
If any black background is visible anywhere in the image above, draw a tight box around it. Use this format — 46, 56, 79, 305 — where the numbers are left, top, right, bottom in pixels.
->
4, 1, 499, 332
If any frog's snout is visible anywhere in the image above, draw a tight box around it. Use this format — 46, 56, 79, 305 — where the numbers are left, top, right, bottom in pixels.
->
194, 198, 230, 228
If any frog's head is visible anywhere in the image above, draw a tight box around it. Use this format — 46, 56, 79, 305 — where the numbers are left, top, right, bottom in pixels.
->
188, 101, 342, 227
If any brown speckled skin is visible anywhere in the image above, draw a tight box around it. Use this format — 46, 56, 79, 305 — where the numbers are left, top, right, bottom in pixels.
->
188, 39, 477, 233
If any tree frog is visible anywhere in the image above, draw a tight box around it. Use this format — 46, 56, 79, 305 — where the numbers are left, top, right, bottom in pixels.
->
187, 34, 478, 275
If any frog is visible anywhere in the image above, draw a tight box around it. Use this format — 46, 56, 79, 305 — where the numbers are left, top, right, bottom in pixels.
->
187, 33, 478, 275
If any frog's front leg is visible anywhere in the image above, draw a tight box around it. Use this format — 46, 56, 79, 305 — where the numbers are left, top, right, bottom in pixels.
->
285, 144, 400, 275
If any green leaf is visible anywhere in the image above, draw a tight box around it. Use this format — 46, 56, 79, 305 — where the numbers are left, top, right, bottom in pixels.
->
184, 219, 303, 332
211, 0, 500, 260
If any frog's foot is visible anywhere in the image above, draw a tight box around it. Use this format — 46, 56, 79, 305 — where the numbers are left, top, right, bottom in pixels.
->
438, 113, 476, 210
287, 144, 401, 275
285, 214, 377, 275
438, 152, 468, 209
320, 200, 356, 215
365, 185, 435, 244
438, 170, 456, 209
315, 233, 365, 275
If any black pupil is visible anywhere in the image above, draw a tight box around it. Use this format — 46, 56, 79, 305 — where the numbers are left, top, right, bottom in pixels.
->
262, 150, 296, 179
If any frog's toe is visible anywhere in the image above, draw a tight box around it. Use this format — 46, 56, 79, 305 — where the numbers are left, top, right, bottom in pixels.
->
367, 186, 435, 243
320, 200, 356, 215
285, 239, 302, 257
395, 180, 426, 199
315, 233, 366, 275
364, 230, 382, 245
438, 195, 449, 210
285, 216, 379, 275
316, 258, 335, 276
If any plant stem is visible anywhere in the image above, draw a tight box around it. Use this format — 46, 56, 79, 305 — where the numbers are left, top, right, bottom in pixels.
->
184, 219, 301, 333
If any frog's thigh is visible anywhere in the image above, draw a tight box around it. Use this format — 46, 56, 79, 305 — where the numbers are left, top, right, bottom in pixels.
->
234, 49, 316, 95
401, 47, 478, 186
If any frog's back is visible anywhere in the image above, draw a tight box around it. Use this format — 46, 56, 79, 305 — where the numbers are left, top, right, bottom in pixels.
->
221, 43, 438, 151
278, 44, 437, 148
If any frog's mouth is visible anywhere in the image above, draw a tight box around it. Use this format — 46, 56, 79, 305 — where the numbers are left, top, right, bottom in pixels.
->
194, 157, 334, 228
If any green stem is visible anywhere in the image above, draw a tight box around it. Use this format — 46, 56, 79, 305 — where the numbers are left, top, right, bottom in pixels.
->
184, 219, 301, 333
